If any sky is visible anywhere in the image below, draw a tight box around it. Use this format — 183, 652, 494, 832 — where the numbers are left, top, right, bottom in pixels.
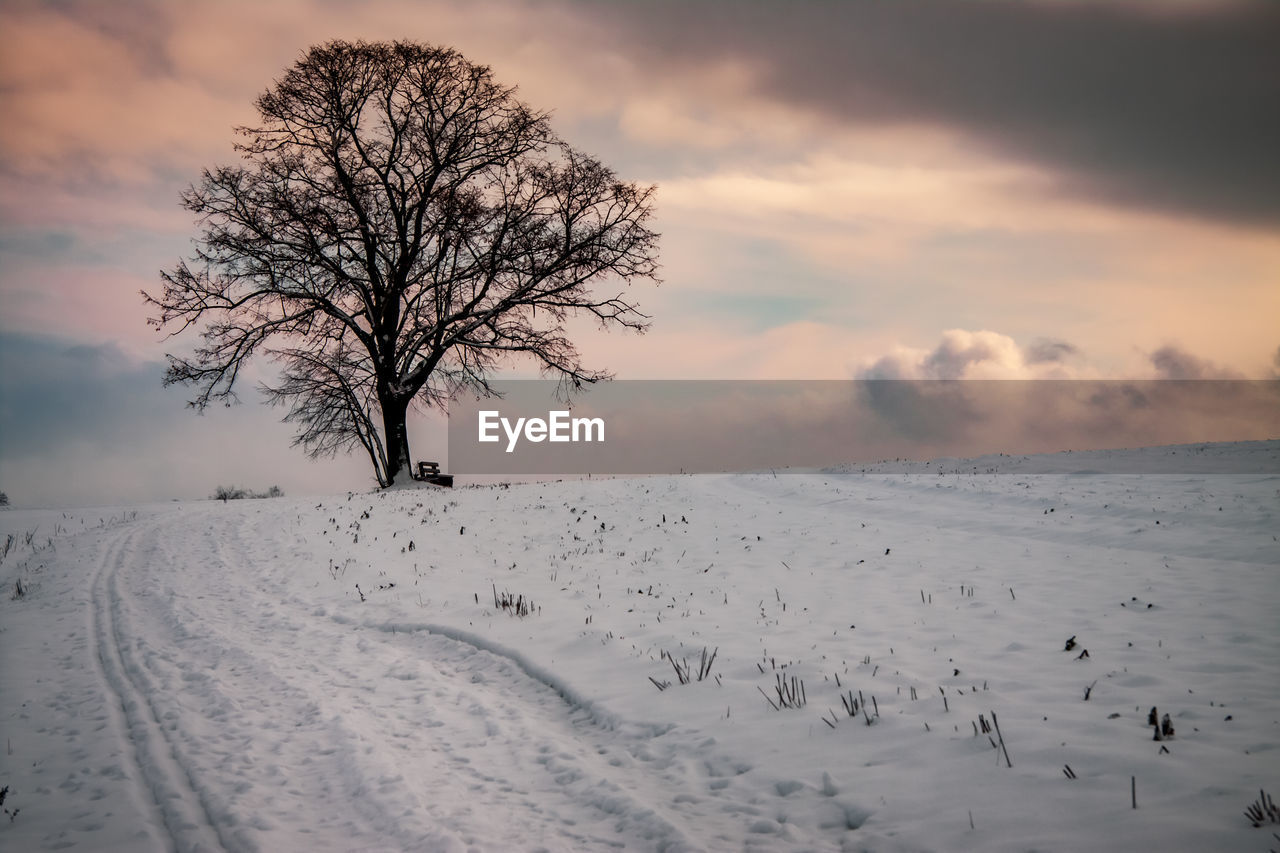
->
1, 0, 1278, 507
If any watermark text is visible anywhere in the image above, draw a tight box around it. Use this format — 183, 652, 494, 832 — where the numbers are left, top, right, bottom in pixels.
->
478, 410, 605, 453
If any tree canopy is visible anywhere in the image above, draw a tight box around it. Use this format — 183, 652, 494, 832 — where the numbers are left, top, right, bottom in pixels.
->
146, 40, 659, 486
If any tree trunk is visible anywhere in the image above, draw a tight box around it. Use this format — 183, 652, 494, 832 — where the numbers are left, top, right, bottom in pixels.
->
380, 395, 413, 486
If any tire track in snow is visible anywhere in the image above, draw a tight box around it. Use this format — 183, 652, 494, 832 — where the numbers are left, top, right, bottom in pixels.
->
325, 615, 852, 851
89, 520, 230, 853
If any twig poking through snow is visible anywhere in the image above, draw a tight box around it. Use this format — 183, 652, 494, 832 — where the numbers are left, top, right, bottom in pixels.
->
991, 711, 1012, 768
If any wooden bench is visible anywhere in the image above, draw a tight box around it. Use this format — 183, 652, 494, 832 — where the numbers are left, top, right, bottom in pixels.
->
414, 460, 454, 487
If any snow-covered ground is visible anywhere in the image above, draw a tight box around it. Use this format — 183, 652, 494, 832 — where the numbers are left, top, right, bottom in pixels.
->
1, 441, 1277, 852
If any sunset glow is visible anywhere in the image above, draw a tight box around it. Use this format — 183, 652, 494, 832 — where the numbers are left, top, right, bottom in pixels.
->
2, 0, 1277, 505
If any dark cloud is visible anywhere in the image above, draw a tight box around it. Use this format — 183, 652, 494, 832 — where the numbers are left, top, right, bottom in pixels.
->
921, 335, 1001, 380
0, 332, 423, 505
580, 0, 1280, 227
1149, 344, 1240, 379
1025, 338, 1079, 365
62, 341, 132, 369
860, 355, 909, 381
0, 333, 169, 455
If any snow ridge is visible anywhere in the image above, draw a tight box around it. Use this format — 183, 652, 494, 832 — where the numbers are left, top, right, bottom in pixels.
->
338, 615, 674, 738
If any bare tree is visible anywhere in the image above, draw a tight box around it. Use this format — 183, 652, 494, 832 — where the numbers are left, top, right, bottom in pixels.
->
146, 40, 659, 486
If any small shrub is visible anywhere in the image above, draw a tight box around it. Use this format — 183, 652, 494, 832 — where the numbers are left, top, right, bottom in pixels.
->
662, 647, 718, 686
213, 485, 284, 502
1244, 789, 1279, 827
214, 485, 247, 502
492, 584, 535, 617
758, 673, 806, 710
1, 784, 16, 822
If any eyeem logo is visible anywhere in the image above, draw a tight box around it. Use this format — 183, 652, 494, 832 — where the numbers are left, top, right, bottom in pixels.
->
478, 410, 605, 453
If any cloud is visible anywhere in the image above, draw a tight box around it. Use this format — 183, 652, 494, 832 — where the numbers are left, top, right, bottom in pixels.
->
0, 2, 243, 185
1149, 345, 1242, 380
0, 0, 636, 190
860, 330, 1080, 380
7, 0, 1279, 238
1025, 338, 1080, 365
922, 332, 1023, 380
0, 333, 171, 457
857, 332, 1269, 384
577, 0, 1280, 227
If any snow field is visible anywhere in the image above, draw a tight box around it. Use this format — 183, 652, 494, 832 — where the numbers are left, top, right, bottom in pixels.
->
1, 441, 1277, 851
